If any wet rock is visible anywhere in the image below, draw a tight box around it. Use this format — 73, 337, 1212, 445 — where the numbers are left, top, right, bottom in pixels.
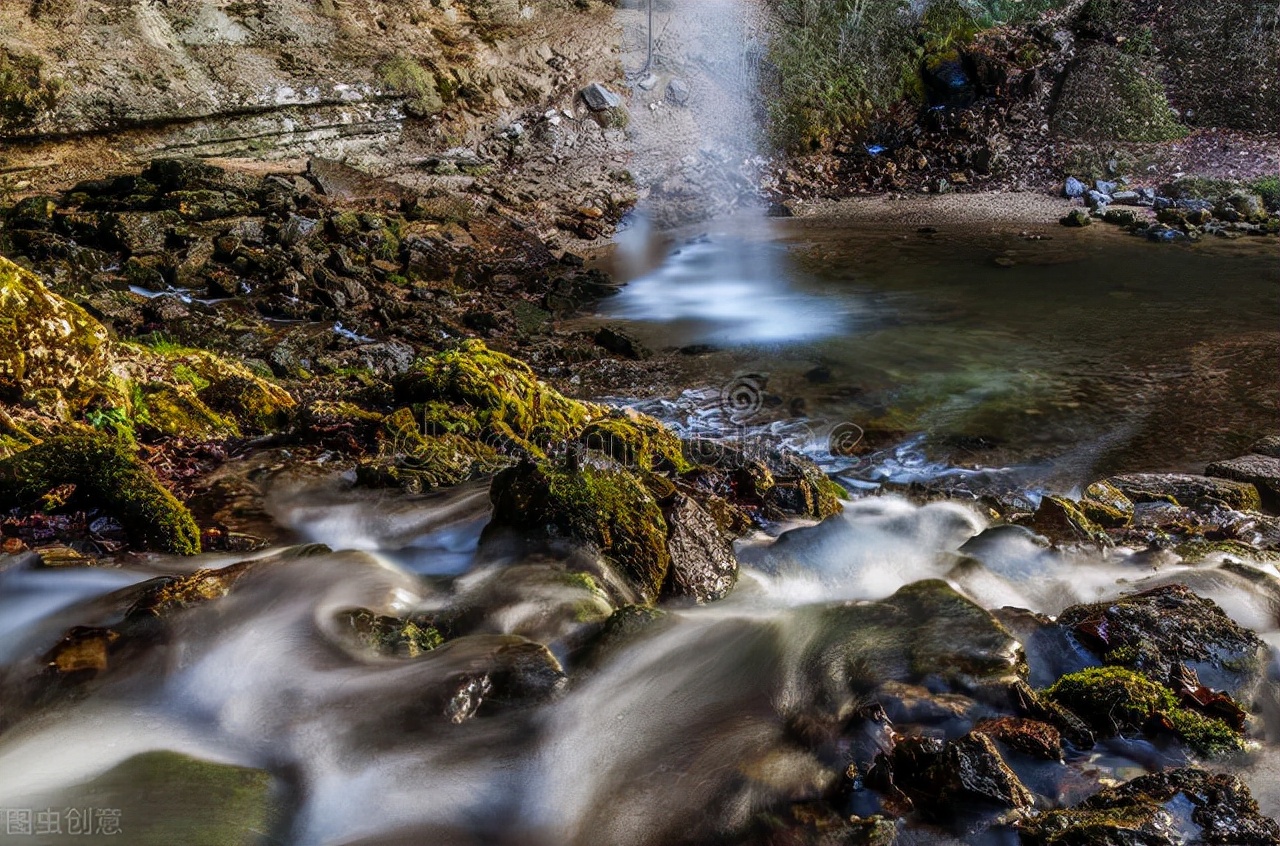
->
1043, 666, 1244, 756
43, 625, 120, 674
808, 580, 1024, 697
974, 716, 1063, 760
1018, 768, 1280, 846
127, 561, 252, 619
580, 82, 621, 111
1080, 480, 1134, 527
0, 255, 111, 406
339, 608, 443, 658
1106, 473, 1262, 511
1028, 495, 1103, 543
662, 492, 738, 603
1056, 584, 1265, 695
1206, 453, 1280, 509
594, 324, 651, 360
1009, 679, 1096, 749
486, 459, 672, 603
875, 731, 1033, 820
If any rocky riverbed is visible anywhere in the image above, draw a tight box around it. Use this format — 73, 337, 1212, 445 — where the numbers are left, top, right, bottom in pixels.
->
2, 0, 1280, 842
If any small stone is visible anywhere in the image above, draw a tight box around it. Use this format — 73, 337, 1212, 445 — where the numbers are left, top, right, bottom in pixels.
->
1063, 176, 1086, 198
1059, 209, 1092, 227
580, 82, 621, 111
1095, 180, 1117, 196
665, 78, 690, 106
1111, 190, 1141, 205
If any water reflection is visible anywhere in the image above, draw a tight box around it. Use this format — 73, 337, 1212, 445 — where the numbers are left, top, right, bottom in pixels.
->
604, 217, 849, 345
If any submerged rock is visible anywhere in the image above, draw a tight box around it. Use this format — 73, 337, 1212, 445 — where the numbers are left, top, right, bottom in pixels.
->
662, 492, 738, 603
1019, 768, 1280, 846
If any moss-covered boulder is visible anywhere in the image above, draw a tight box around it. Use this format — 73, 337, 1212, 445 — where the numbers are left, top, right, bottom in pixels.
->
1052, 43, 1187, 142
1056, 584, 1265, 694
0, 432, 200, 554
396, 339, 600, 449
0, 254, 111, 408
486, 459, 672, 603
1019, 767, 1280, 845
1044, 667, 1244, 756
33, 750, 280, 846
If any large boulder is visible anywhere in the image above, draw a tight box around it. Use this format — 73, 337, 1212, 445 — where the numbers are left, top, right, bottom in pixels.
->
1207, 453, 1280, 509
486, 459, 672, 603
1105, 472, 1261, 511
0, 254, 111, 408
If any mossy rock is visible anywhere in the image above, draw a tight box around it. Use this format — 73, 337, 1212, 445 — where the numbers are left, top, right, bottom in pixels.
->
1106, 472, 1261, 511
396, 339, 601, 448
1079, 480, 1133, 528
359, 406, 503, 491
0, 254, 112, 408
1055, 584, 1264, 695
487, 459, 672, 603
803, 579, 1024, 695
127, 561, 252, 618
35, 750, 280, 846
1044, 667, 1244, 756
0, 432, 200, 554
1052, 43, 1186, 142
1028, 495, 1104, 542
135, 382, 241, 440
580, 410, 692, 473
192, 366, 295, 435
339, 607, 444, 658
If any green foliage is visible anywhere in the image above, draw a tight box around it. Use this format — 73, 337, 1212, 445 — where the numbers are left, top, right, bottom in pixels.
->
1250, 175, 1280, 211
767, 0, 1071, 149
0, 49, 61, 133
378, 54, 444, 118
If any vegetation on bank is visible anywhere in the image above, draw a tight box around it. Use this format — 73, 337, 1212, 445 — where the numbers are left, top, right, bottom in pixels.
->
767, 0, 1067, 149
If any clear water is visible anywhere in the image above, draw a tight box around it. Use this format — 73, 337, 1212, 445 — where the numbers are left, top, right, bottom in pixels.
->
600, 214, 1280, 488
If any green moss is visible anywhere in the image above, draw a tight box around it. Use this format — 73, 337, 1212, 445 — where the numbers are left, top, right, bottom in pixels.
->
1053, 44, 1187, 142
1250, 176, 1280, 211
1080, 480, 1133, 527
378, 54, 444, 117
580, 413, 692, 473
1, 254, 113, 408
359, 406, 503, 491
128, 562, 250, 618
396, 340, 600, 448
46, 751, 277, 846
341, 608, 444, 657
1045, 667, 1244, 756
0, 433, 200, 554
489, 460, 672, 603
136, 382, 240, 440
